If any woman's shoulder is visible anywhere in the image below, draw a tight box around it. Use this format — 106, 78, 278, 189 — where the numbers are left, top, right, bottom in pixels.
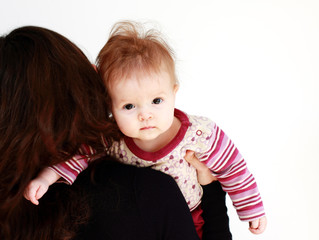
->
73, 157, 198, 240
82, 157, 173, 182
74, 156, 179, 207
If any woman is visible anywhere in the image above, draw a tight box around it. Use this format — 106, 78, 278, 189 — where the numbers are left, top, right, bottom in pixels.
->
0, 26, 231, 240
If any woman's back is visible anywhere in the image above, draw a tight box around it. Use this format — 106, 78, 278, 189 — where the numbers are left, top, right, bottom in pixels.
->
24, 158, 199, 240
74, 159, 199, 239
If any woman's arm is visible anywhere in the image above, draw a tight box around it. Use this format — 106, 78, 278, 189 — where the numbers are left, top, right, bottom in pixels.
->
134, 165, 201, 240
185, 151, 232, 240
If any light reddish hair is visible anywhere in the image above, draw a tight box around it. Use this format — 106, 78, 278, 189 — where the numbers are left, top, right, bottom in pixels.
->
96, 21, 177, 93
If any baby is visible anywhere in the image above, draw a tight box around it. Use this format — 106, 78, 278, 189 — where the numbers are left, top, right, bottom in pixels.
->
25, 21, 267, 236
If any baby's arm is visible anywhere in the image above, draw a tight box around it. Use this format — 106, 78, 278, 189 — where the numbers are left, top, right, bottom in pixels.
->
24, 167, 60, 205
24, 144, 99, 205
186, 150, 267, 235
199, 124, 265, 222
48, 144, 99, 184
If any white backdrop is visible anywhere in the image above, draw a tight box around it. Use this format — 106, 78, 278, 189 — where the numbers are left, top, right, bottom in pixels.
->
1, 1, 319, 239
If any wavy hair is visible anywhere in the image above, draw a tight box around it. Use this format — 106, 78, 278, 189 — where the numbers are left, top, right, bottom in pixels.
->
96, 20, 178, 96
0, 26, 117, 239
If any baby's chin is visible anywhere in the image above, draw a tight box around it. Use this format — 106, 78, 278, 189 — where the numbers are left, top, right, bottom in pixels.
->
134, 130, 165, 141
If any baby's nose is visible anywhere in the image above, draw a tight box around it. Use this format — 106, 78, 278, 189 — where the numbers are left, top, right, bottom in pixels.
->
138, 112, 153, 121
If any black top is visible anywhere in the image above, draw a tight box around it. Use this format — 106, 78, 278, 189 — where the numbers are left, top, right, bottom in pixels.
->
73, 159, 200, 240
38, 158, 232, 240
202, 182, 232, 240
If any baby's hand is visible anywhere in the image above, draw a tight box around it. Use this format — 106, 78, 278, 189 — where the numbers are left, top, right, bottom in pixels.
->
24, 177, 50, 205
24, 167, 60, 205
249, 216, 267, 234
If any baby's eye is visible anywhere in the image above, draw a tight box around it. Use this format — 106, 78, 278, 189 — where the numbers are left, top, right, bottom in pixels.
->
152, 98, 163, 104
123, 104, 135, 110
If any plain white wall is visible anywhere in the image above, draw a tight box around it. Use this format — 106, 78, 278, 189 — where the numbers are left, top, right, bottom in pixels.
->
1, 1, 319, 239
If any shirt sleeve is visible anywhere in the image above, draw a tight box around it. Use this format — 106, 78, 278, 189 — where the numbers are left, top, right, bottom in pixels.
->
198, 124, 265, 222
49, 144, 98, 185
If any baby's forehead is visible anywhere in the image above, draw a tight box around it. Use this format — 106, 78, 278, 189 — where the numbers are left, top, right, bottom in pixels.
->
110, 77, 169, 103
108, 67, 175, 89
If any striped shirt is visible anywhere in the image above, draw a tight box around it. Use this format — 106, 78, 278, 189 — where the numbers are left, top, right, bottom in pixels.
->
51, 109, 265, 221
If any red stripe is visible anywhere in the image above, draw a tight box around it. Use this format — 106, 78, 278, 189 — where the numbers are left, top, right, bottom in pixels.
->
240, 212, 265, 221
221, 167, 247, 183
213, 141, 232, 170
203, 127, 223, 159
68, 158, 85, 172
228, 181, 257, 195
238, 201, 264, 212
215, 146, 240, 172
51, 166, 73, 184
219, 159, 246, 180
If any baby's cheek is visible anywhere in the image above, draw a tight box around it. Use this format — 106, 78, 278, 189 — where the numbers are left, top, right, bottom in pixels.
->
113, 115, 124, 130
117, 119, 135, 136
117, 120, 128, 133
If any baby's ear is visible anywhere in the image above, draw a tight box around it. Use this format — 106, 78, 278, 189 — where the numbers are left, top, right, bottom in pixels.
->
174, 84, 179, 94
92, 64, 98, 72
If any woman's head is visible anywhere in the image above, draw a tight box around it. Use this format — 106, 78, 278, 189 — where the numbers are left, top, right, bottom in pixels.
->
0, 26, 116, 238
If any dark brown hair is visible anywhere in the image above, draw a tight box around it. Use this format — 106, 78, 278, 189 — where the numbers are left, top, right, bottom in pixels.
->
0, 26, 117, 239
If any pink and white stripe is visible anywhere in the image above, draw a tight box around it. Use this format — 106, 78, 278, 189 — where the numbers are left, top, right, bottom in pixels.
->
201, 126, 265, 221
50, 144, 96, 184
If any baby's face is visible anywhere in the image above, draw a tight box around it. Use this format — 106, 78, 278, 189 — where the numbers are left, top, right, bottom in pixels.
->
109, 69, 178, 143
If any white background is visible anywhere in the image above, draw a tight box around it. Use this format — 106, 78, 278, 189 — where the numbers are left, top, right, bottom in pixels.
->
1, 1, 319, 239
